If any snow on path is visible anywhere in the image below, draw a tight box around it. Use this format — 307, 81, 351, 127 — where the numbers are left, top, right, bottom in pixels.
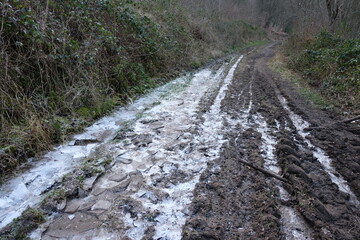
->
0, 55, 244, 240
0, 70, 193, 230
99, 56, 243, 239
278, 95, 359, 206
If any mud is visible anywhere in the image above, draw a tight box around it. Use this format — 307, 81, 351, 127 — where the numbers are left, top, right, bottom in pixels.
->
183, 44, 360, 239
2, 43, 360, 239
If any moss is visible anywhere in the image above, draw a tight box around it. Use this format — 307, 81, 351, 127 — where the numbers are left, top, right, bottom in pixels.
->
0, 208, 45, 240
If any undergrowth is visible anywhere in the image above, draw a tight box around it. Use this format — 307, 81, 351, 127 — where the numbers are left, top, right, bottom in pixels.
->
269, 52, 334, 111
284, 31, 360, 113
0, 0, 266, 180
0, 208, 45, 240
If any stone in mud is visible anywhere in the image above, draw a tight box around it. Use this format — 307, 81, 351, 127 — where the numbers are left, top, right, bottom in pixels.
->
91, 200, 112, 211
82, 176, 98, 191
108, 172, 128, 182
64, 200, 82, 213
111, 179, 131, 193
91, 187, 107, 196
57, 199, 67, 211
44, 213, 98, 238
116, 157, 132, 165
78, 197, 97, 211
127, 174, 145, 193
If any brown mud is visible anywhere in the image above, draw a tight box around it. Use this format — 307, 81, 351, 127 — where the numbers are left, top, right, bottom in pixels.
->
183, 43, 360, 239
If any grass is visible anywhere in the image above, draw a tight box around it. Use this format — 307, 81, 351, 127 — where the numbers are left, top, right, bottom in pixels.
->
225, 39, 269, 54
0, 208, 45, 240
283, 31, 360, 114
269, 52, 334, 111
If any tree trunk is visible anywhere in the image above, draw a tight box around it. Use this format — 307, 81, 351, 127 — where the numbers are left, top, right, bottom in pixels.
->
325, 0, 341, 29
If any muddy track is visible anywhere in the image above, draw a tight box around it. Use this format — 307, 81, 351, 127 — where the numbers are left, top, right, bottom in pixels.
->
184, 44, 360, 239
1, 43, 360, 239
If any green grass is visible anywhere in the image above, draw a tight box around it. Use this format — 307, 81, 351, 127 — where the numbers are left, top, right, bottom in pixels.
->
269, 52, 334, 110
284, 31, 360, 111
225, 40, 269, 54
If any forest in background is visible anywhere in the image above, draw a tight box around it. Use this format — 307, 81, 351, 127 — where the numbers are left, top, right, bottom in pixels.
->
253, 0, 360, 112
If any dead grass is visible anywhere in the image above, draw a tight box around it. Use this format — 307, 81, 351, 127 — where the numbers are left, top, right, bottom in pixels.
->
269, 51, 334, 111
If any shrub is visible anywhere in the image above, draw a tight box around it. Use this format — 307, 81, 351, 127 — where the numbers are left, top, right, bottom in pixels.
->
285, 31, 360, 109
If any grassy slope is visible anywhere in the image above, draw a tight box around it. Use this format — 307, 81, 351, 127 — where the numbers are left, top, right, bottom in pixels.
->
0, 0, 266, 180
276, 31, 359, 115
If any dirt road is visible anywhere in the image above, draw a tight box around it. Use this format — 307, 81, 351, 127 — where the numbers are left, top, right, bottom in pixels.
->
2, 43, 360, 239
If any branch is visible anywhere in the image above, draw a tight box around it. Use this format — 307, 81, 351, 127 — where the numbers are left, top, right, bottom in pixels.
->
237, 159, 288, 183
304, 115, 360, 131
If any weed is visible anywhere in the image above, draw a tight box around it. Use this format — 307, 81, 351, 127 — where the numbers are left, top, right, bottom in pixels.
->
0, 0, 268, 180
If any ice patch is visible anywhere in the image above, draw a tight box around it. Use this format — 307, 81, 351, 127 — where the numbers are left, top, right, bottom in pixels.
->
0, 72, 195, 230
278, 95, 359, 205
254, 113, 313, 240
118, 56, 243, 239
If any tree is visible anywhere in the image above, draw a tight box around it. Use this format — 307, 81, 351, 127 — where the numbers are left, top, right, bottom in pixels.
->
325, 0, 342, 27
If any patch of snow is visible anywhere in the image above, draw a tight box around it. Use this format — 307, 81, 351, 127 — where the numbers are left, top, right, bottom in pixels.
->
0, 72, 194, 230
278, 95, 359, 205
117, 56, 243, 239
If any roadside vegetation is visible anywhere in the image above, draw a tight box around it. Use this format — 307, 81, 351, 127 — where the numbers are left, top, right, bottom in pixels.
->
257, 0, 359, 115
0, 0, 266, 181
280, 31, 359, 114
269, 51, 334, 111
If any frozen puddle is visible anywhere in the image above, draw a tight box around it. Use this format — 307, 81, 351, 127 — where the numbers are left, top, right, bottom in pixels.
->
116, 56, 243, 239
0, 65, 213, 230
278, 95, 359, 205
1, 55, 245, 238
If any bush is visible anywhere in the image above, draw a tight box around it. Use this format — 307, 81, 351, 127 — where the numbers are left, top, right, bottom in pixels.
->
285, 31, 360, 109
